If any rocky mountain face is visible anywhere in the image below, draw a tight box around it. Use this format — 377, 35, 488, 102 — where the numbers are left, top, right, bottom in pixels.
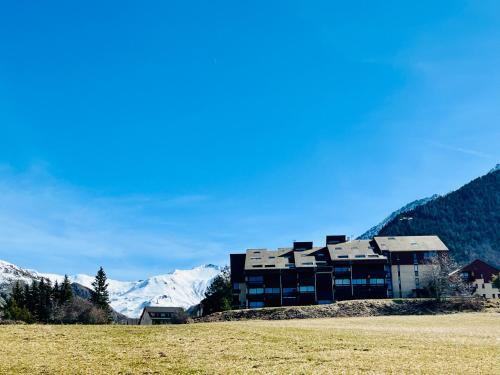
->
0, 260, 221, 318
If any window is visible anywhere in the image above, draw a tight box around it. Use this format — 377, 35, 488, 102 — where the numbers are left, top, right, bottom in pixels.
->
415, 278, 420, 288
302, 262, 313, 266
483, 294, 486, 298
265, 288, 280, 294
334, 267, 350, 273
253, 265, 263, 268
268, 256, 275, 259
482, 284, 485, 289
265, 264, 275, 268
247, 276, 264, 283
413, 253, 418, 264
355, 255, 366, 258
248, 288, 264, 295
423, 251, 436, 259
249, 301, 264, 308
299, 286, 315, 293
233, 283, 240, 290
352, 279, 367, 285
283, 287, 297, 295
318, 300, 332, 304
415, 271, 419, 277
369, 278, 385, 285
337, 255, 348, 259
250, 257, 261, 260
335, 279, 350, 285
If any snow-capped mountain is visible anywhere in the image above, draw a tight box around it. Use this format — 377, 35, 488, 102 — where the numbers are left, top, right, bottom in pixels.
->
356, 194, 440, 240
0, 260, 221, 318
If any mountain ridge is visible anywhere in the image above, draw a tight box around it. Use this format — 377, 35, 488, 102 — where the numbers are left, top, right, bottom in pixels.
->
370, 166, 500, 267
0, 260, 221, 318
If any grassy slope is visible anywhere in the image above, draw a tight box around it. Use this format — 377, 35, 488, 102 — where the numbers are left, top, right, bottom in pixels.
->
1, 314, 499, 374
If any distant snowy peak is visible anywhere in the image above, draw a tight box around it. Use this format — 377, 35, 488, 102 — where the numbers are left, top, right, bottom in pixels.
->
0, 260, 222, 318
357, 194, 440, 240
0, 260, 40, 290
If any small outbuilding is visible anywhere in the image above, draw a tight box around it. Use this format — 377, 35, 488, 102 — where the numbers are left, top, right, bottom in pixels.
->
138, 306, 187, 325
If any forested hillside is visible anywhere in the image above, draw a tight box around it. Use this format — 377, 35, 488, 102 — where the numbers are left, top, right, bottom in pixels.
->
378, 168, 500, 267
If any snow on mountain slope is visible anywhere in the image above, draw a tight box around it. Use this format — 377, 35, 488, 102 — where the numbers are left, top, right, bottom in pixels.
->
70, 265, 221, 318
0, 259, 41, 291
0, 260, 221, 318
357, 194, 440, 240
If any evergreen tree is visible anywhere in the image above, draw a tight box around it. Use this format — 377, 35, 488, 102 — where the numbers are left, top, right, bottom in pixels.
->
53, 280, 60, 302
27, 279, 40, 320
90, 266, 112, 322
200, 266, 232, 316
60, 275, 73, 303
37, 278, 53, 322
3, 297, 32, 322
11, 281, 25, 307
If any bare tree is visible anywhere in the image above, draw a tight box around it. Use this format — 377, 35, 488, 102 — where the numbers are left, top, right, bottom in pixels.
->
425, 254, 474, 302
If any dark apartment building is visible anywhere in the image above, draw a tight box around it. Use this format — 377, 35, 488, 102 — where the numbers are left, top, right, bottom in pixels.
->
230, 235, 448, 309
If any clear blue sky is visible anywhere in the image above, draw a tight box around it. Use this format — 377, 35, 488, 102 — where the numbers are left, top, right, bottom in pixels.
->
0, 1, 499, 279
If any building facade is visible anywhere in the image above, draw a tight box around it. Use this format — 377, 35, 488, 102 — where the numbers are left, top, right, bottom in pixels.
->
230, 235, 449, 309
457, 259, 499, 299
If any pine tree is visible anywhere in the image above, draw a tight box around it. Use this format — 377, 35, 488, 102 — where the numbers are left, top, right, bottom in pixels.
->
90, 266, 112, 322
11, 281, 25, 307
53, 280, 60, 302
27, 279, 40, 320
60, 275, 73, 303
3, 297, 32, 322
37, 278, 53, 322
200, 266, 232, 316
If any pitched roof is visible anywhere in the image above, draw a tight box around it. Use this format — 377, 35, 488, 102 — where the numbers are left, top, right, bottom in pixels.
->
244, 248, 292, 270
138, 306, 185, 323
327, 240, 386, 261
373, 236, 448, 252
244, 247, 324, 269
460, 259, 499, 283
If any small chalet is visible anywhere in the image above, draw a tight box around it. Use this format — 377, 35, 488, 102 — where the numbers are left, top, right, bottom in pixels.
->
138, 306, 187, 325
458, 259, 499, 299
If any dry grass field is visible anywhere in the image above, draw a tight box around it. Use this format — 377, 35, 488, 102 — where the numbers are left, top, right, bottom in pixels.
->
1, 313, 499, 374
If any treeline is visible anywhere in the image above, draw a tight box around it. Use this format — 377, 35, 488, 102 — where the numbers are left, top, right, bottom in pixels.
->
1, 266, 112, 324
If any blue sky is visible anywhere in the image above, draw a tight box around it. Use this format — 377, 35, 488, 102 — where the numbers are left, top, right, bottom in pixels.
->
0, 1, 499, 279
